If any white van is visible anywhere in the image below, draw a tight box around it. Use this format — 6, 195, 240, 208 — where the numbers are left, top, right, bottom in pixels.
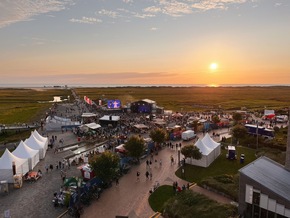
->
181, 130, 196, 141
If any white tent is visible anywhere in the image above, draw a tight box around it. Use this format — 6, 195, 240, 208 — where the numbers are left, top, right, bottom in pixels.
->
99, 115, 120, 121
185, 139, 215, 167
25, 134, 46, 159
12, 140, 40, 170
185, 133, 221, 168
84, 123, 101, 130
32, 130, 49, 151
45, 115, 81, 131
0, 149, 29, 183
202, 133, 221, 158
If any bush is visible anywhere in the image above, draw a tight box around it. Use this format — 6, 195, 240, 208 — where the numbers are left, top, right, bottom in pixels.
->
162, 191, 238, 218
200, 174, 239, 201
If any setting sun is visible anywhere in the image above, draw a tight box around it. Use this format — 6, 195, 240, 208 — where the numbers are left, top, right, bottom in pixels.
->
210, 63, 218, 70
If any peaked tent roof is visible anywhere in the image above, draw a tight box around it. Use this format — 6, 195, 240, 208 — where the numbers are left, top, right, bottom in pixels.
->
202, 133, 220, 149
195, 139, 212, 155
12, 140, 39, 159
25, 134, 45, 150
32, 130, 48, 143
0, 148, 28, 169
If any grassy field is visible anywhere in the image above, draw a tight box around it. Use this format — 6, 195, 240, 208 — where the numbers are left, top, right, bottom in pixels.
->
159, 189, 238, 217
74, 86, 290, 112
148, 185, 175, 212
0, 88, 71, 124
175, 146, 257, 184
0, 86, 289, 125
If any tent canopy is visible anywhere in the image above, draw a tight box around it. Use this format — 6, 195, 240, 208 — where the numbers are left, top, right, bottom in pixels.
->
134, 124, 149, 129
12, 140, 40, 170
12, 140, 39, 159
0, 149, 28, 169
0, 149, 29, 182
81, 113, 97, 118
99, 115, 120, 121
202, 133, 220, 149
195, 139, 212, 155
32, 130, 48, 143
84, 123, 101, 130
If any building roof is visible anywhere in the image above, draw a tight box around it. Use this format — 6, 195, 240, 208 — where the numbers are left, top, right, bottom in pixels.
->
239, 156, 290, 201
99, 115, 120, 121
142, 99, 156, 104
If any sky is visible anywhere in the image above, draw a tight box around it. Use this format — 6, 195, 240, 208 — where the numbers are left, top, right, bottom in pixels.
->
0, 0, 290, 87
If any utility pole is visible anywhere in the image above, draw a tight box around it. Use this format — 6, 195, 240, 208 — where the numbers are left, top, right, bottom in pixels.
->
256, 123, 259, 149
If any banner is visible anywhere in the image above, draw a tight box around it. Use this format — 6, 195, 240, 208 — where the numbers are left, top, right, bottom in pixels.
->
84, 96, 92, 105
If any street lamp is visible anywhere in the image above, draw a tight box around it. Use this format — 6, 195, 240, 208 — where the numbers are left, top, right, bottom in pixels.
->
178, 147, 181, 166
256, 123, 259, 149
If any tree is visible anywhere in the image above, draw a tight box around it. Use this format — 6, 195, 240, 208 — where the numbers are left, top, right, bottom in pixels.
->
181, 145, 202, 160
89, 151, 120, 183
232, 112, 243, 124
231, 124, 248, 144
149, 128, 168, 148
212, 115, 220, 124
124, 135, 145, 161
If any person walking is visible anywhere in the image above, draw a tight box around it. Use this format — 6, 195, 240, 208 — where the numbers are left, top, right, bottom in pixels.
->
145, 171, 149, 180
45, 164, 49, 173
136, 171, 140, 182
115, 177, 119, 186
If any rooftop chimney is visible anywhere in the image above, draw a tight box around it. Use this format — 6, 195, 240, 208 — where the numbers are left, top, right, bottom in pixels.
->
285, 108, 290, 171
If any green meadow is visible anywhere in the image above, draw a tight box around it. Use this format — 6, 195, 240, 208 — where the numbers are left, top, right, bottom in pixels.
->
74, 86, 290, 112
0, 86, 290, 125
0, 88, 71, 124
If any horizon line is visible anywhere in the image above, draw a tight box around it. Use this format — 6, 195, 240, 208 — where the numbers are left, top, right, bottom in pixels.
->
0, 83, 290, 88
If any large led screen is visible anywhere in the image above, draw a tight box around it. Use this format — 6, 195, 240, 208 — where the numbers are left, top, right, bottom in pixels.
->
107, 99, 121, 109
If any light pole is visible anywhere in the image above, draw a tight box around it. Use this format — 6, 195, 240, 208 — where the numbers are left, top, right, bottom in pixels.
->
256, 123, 259, 149
178, 147, 181, 166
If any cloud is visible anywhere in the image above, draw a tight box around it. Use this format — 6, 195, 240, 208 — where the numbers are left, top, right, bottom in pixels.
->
123, 0, 134, 3
141, 0, 248, 18
98, 9, 121, 18
190, 0, 248, 11
159, 0, 193, 17
70, 17, 102, 24
0, 0, 75, 28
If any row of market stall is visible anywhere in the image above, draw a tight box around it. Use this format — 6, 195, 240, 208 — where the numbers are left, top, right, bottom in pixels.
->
0, 130, 48, 183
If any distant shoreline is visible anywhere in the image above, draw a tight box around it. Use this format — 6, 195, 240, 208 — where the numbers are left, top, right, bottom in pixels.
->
0, 84, 289, 88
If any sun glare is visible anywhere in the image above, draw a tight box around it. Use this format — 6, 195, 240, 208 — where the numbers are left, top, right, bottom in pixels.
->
210, 63, 218, 70
208, 84, 219, 88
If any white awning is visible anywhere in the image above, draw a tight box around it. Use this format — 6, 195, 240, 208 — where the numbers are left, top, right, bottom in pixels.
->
85, 123, 101, 129
82, 113, 97, 117
134, 124, 149, 129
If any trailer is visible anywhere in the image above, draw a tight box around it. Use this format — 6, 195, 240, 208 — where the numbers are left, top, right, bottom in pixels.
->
181, 130, 196, 141
244, 124, 274, 139
276, 115, 288, 123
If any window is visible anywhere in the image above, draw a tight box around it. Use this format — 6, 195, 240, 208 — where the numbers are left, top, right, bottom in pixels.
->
253, 191, 260, 205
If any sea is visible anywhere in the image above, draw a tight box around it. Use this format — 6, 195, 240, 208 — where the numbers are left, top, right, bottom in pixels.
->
0, 84, 289, 88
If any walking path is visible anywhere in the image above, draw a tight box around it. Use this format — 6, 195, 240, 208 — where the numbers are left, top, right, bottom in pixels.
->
0, 100, 235, 218
81, 145, 234, 218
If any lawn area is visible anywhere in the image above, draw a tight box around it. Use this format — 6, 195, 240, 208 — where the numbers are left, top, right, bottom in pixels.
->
148, 185, 175, 212
74, 86, 290, 112
0, 88, 71, 124
175, 146, 257, 184
160, 189, 238, 218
